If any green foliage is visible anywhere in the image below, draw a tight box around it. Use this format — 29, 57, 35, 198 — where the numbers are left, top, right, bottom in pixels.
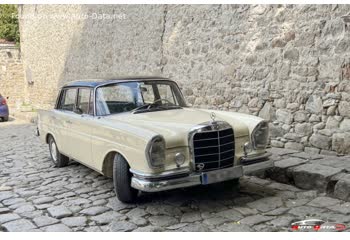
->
0, 5, 19, 43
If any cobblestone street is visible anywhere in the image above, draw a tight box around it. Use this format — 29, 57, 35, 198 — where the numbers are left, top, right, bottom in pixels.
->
1, 120, 350, 232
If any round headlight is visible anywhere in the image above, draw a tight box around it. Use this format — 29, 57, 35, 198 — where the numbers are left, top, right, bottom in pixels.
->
174, 153, 185, 167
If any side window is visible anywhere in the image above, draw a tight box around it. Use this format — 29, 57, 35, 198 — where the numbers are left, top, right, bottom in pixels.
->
96, 85, 137, 115
77, 88, 92, 115
60, 88, 77, 112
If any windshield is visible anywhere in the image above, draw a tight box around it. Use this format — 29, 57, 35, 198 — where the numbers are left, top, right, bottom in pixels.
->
95, 81, 187, 116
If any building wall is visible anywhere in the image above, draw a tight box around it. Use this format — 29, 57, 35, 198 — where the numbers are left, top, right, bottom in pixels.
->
0, 44, 24, 110
18, 4, 350, 155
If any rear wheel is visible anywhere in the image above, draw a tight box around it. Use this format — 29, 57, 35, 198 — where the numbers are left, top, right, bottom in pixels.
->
2, 116, 8, 122
113, 154, 138, 203
48, 135, 69, 167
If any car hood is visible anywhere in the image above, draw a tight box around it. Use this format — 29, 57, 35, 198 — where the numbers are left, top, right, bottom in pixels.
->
102, 108, 255, 148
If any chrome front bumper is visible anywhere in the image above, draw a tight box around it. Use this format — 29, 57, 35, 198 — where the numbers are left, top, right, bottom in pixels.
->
131, 152, 273, 192
241, 152, 273, 174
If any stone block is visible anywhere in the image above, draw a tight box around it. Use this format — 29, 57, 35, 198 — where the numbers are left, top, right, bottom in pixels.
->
304, 147, 320, 155
285, 142, 304, 151
269, 123, 286, 138
284, 49, 299, 61
294, 111, 309, 122
271, 140, 284, 148
307, 197, 341, 207
33, 216, 59, 227
239, 214, 274, 225
309, 114, 321, 123
42, 224, 72, 232
309, 133, 331, 149
3, 219, 37, 232
295, 123, 312, 136
291, 164, 342, 192
305, 95, 323, 114
333, 174, 350, 201
276, 109, 293, 124
338, 101, 350, 118
266, 157, 308, 183
47, 206, 73, 219
79, 206, 109, 216
332, 133, 350, 155
284, 133, 302, 142
326, 116, 340, 129
247, 197, 283, 212
340, 119, 350, 131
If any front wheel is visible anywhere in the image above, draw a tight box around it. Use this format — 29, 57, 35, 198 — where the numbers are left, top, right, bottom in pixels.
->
2, 116, 8, 122
48, 135, 69, 167
113, 154, 138, 203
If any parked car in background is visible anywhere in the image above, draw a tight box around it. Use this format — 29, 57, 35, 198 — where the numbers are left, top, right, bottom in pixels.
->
37, 77, 273, 203
0, 94, 9, 122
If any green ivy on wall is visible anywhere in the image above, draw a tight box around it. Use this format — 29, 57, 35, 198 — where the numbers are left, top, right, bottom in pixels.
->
0, 5, 20, 44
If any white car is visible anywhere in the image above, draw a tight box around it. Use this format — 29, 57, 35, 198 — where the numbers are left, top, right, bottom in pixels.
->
37, 76, 273, 202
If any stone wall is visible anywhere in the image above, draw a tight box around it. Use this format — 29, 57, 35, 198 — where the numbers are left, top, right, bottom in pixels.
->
0, 44, 24, 110
18, 4, 350, 155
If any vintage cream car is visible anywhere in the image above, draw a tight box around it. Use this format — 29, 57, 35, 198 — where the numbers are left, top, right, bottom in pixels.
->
37, 77, 273, 203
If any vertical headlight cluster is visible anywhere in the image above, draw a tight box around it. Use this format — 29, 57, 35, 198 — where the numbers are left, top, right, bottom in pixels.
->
147, 136, 165, 168
252, 121, 269, 149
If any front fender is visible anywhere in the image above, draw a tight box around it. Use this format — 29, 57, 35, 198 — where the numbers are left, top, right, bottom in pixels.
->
90, 118, 160, 174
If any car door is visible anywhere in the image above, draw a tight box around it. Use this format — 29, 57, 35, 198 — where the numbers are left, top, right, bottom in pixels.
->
54, 87, 78, 157
66, 88, 94, 166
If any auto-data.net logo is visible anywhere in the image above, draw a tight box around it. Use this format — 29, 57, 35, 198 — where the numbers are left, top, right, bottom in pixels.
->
291, 219, 347, 232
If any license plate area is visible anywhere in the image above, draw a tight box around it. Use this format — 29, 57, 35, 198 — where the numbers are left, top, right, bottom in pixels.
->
201, 166, 243, 185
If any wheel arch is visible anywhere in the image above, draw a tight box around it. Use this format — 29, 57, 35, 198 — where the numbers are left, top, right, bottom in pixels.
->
102, 151, 129, 178
45, 132, 55, 144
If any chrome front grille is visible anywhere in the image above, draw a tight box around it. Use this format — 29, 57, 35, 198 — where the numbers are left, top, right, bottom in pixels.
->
190, 122, 235, 172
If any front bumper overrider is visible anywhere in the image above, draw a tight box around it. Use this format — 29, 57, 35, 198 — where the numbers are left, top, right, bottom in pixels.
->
130, 151, 273, 192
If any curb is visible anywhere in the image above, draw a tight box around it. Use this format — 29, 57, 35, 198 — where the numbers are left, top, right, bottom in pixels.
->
265, 148, 350, 202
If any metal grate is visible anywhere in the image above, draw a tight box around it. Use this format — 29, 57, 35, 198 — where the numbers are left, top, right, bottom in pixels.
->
192, 127, 235, 172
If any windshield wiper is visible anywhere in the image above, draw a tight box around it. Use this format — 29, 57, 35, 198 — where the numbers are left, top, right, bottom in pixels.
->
131, 103, 152, 113
132, 99, 183, 114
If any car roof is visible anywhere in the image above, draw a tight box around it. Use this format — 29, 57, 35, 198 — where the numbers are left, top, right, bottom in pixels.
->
62, 76, 172, 88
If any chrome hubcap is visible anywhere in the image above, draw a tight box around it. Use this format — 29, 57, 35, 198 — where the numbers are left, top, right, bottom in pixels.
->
50, 141, 58, 162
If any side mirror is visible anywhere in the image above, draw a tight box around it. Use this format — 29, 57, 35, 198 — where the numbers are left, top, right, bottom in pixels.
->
74, 107, 83, 115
